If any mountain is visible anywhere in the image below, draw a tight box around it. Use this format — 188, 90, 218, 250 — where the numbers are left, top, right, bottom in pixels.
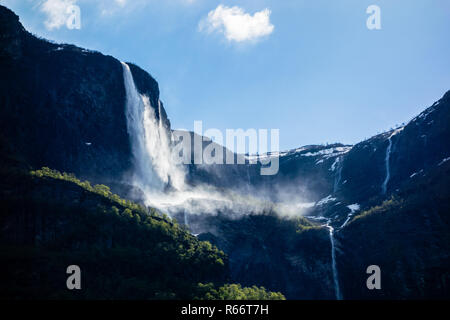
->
191, 91, 450, 299
0, 5, 284, 300
0, 5, 168, 196
0, 4, 449, 300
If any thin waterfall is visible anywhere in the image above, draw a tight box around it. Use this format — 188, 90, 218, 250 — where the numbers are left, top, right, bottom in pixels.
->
327, 220, 342, 300
184, 210, 189, 226
333, 157, 343, 193
381, 137, 392, 195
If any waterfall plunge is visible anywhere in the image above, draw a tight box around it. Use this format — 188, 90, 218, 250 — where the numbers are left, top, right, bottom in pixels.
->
326, 221, 342, 300
121, 62, 253, 215
381, 137, 392, 195
121, 62, 315, 218
333, 156, 343, 193
121, 62, 186, 197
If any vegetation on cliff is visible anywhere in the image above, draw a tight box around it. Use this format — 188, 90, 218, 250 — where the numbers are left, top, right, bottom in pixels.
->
0, 166, 284, 300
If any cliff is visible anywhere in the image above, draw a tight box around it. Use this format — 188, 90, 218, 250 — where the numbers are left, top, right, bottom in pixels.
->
0, 5, 168, 191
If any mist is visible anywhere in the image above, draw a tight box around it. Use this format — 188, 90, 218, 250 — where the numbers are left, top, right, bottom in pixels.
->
122, 62, 316, 223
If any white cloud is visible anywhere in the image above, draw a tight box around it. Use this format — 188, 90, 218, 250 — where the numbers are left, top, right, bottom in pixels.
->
199, 5, 274, 42
41, 0, 78, 30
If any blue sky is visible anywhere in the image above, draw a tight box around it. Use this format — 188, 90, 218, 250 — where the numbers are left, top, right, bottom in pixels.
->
2, 0, 450, 150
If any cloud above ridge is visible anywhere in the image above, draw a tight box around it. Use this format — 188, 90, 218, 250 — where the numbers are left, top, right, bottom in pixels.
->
40, 0, 78, 30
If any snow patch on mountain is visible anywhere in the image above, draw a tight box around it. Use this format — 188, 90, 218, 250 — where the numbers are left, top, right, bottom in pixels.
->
339, 204, 360, 228
316, 195, 337, 206
438, 157, 450, 166
389, 126, 405, 139
305, 215, 328, 221
347, 203, 360, 213
410, 169, 423, 178
301, 146, 352, 158
411, 106, 436, 124
245, 151, 288, 161
330, 157, 340, 171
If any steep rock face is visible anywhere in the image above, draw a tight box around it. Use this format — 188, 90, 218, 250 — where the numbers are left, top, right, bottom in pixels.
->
0, 5, 25, 60
338, 91, 450, 205
0, 5, 168, 190
198, 214, 335, 299
297, 91, 450, 227
127, 63, 170, 129
188, 142, 352, 202
336, 159, 450, 299
189, 93, 450, 300
271, 144, 352, 200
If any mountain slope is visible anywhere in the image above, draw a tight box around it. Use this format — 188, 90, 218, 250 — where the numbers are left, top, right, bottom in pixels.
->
0, 165, 222, 299
337, 91, 450, 206
0, 165, 284, 300
337, 158, 450, 299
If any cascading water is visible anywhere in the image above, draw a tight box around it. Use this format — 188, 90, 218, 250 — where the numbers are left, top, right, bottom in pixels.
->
122, 62, 257, 215
121, 62, 186, 198
121, 62, 320, 218
381, 137, 392, 195
326, 220, 343, 300
333, 157, 343, 193
184, 210, 189, 226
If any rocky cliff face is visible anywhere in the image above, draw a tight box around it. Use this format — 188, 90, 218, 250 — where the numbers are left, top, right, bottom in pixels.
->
268, 90, 450, 225
0, 5, 168, 192
198, 214, 336, 299
337, 158, 450, 299
192, 91, 450, 299
337, 91, 450, 206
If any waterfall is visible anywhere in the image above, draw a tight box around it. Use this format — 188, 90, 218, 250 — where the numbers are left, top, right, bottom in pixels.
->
184, 210, 189, 226
381, 137, 392, 195
121, 62, 186, 197
121, 62, 316, 218
333, 157, 343, 193
327, 221, 342, 300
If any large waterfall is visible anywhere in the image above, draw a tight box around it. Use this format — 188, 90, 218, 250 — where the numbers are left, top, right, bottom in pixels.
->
381, 137, 392, 195
121, 62, 259, 216
121, 62, 186, 196
121, 62, 316, 219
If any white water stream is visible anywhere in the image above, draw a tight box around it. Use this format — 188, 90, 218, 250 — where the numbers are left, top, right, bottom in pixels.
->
381, 137, 392, 195
326, 220, 343, 300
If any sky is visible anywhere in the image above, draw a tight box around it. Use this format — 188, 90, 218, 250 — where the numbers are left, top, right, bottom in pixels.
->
2, 0, 450, 151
